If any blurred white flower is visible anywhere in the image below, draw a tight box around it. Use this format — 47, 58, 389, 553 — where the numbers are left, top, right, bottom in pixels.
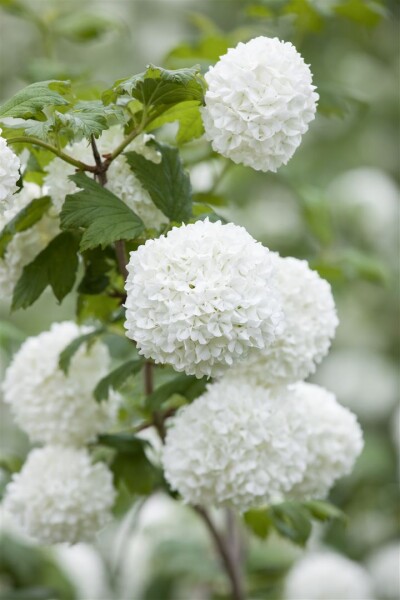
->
284, 551, 375, 600
289, 382, 363, 500
327, 167, 399, 255
162, 378, 309, 511
0, 182, 59, 302
0, 130, 20, 209
3, 446, 115, 544
124, 219, 284, 378
233, 256, 338, 387
44, 126, 167, 228
312, 349, 399, 421
3, 321, 118, 446
367, 542, 400, 600
54, 543, 113, 600
202, 36, 318, 172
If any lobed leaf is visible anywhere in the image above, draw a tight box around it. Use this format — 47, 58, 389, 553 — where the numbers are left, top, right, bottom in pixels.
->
125, 142, 192, 222
0, 80, 70, 120
60, 173, 144, 251
145, 373, 207, 411
58, 327, 105, 374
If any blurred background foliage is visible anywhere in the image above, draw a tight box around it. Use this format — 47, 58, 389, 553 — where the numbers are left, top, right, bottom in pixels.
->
0, 0, 399, 599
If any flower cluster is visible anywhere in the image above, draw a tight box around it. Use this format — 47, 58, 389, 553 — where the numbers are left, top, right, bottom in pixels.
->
124, 219, 284, 378
2, 322, 118, 544
3, 446, 115, 544
3, 321, 117, 445
284, 552, 374, 600
233, 255, 338, 387
202, 36, 318, 172
163, 379, 362, 511
0, 183, 59, 302
44, 126, 167, 228
0, 130, 20, 209
163, 379, 308, 510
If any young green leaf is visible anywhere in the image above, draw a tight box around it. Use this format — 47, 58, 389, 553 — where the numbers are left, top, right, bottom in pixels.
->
54, 101, 125, 139
145, 373, 207, 411
270, 502, 312, 547
98, 433, 163, 495
0, 80, 70, 120
125, 142, 192, 222
146, 100, 204, 144
11, 231, 80, 310
60, 172, 145, 251
58, 327, 105, 374
112, 65, 205, 108
0, 196, 52, 258
76, 294, 121, 324
94, 358, 144, 402
302, 500, 346, 523
243, 509, 272, 540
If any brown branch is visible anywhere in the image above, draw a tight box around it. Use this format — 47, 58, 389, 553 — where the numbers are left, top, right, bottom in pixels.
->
90, 134, 107, 185
193, 506, 245, 600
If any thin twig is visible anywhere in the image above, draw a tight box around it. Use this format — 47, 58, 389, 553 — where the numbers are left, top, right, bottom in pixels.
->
8, 136, 96, 172
90, 134, 107, 185
193, 506, 245, 600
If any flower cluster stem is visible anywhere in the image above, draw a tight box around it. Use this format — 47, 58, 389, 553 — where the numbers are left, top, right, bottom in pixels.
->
194, 506, 246, 600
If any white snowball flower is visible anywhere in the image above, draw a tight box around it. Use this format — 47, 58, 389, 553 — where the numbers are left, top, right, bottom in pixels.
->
3, 446, 115, 544
162, 378, 309, 511
43, 126, 167, 228
285, 552, 375, 600
233, 255, 338, 387
3, 321, 118, 446
313, 349, 399, 421
367, 542, 400, 600
0, 182, 59, 302
202, 36, 318, 172
289, 382, 363, 500
124, 219, 284, 378
0, 129, 21, 209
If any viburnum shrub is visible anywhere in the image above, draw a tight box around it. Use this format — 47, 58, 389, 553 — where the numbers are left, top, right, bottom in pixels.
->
0, 36, 363, 600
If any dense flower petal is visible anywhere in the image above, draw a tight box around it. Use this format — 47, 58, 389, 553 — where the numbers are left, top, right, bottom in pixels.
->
3, 446, 115, 544
202, 37, 318, 172
3, 321, 118, 446
124, 219, 284, 378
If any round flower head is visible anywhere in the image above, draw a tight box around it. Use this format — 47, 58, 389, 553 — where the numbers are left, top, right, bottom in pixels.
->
289, 382, 363, 500
202, 37, 318, 172
233, 255, 338, 387
3, 446, 115, 544
162, 378, 309, 511
44, 126, 167, 229
124, 219, 284, 378
3, 321, 118, 446
0, 129, 21, 209
284, 552, 374, 600
367, 542, 400, 600
0, 182, 59, 302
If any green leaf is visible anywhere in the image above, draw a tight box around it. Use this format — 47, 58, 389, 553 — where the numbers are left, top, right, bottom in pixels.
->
94, 359, 144, 402
78, 247, 114, 295
302, 500, 346, 523
270, 502, 312, 547
24, 119, 54, 140
76, 294, 121, 323
0, 80, 70, 120
98, 433, 163, 495
125, 142, 192, 221
147, 100, 204, 144
112, 64, 205, 108
55, 101, 125, 139
53, 12, 121, 42
60, 172, 144, 251
145, 374, 207, 411
58, 327, 104, 374
334, 0, 385, 26
0, 196, 51, 258
12, 231, 80, 310
243, 509, 272, 539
